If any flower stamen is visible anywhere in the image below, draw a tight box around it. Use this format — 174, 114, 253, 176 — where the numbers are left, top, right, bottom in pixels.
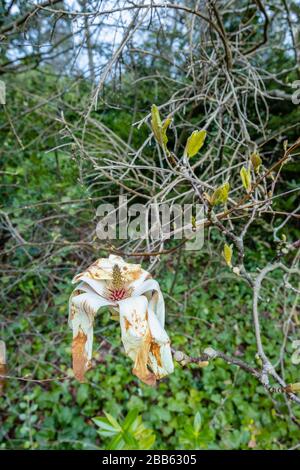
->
106, 264, 132, 302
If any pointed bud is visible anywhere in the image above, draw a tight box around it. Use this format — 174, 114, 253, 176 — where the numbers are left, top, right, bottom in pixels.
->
287, 382, 300, 393
240, 166, 251, 193
211, 182, 230, 206
223, 243, 233, 267
250, 153, 262, 173
185, 129, 207, 158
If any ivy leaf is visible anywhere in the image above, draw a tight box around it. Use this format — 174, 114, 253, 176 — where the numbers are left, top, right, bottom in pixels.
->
240, 166, 251, 193
223, 243, 233, 267
211, 182, 230, 206
185, 129, 207, 158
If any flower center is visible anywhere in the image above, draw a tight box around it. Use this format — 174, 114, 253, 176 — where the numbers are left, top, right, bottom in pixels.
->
107, 287, 128, 301
105, 264, 132, 302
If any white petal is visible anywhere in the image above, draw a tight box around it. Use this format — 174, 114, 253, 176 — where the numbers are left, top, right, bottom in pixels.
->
133, 279, 165, 327
128, 269, 151, 292
118, 296, 148, 357
72, 275, 107, 296
69, 257, 173, 384
118, 296, 156, 386
72, 257, 115, 283
108, 254, 123, 264
68, 282, 110, 325
69, 290, 113, 382
118, 295, 173, 384
147, 307, 174, 377
72, 291, 113, 319
147, 307, 169, 343
73, 255, 143, 284
69, 290, 113, 338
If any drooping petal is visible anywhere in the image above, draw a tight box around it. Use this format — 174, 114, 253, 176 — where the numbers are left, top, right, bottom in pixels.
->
133, 279, 165, 327
72, 276, 107, 297
147, 307, 174, 378
127, 269, 152, 292
118, 295, 173, 385
118, 296, 156, 386
71, 328, 90, 384
69, 290, 113, 382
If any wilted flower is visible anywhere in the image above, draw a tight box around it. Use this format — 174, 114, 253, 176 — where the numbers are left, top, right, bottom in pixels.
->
69, 255, 174, 385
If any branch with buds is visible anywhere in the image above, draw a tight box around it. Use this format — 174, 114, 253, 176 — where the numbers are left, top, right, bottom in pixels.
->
172, 347, 300, 405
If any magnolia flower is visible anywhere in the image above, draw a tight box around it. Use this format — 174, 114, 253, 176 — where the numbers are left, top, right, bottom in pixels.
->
69, 255, 174, 385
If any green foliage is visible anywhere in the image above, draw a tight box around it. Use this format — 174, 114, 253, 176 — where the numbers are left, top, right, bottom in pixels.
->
1, 246, 300, 450
1, 48, 300, 452
93, 409, 156, 450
